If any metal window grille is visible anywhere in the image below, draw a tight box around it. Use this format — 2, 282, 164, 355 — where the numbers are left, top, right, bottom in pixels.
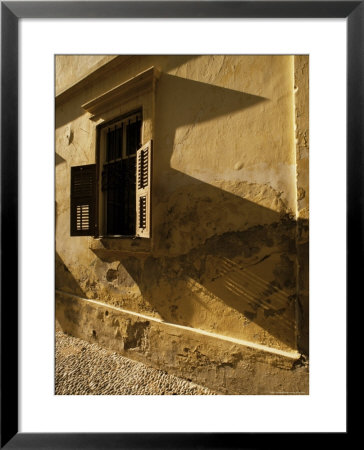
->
101, 113, 141, 236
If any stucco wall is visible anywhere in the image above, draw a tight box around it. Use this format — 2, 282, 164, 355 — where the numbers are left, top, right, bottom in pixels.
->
55, 55, 309, 393
294, 55, 309, 355
55, 55, 117, 95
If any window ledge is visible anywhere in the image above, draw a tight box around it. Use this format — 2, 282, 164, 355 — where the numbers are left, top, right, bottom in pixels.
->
89, 237, 151, 258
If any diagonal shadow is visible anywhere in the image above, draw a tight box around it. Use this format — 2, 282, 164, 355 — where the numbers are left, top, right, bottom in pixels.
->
94, 193, 304, 351
56, 252, 86, 298
157, 73, 267, 127
56, 153, 66, 166
89, 73, 308, 353
55, 56, 201, 129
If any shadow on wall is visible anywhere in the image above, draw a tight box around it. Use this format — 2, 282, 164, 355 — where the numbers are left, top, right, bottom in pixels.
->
94, 210, 308, 353
157, 72, 268, 133
55, 153, 66, 230
56, 252, 86, 299
56, 153, 66, 166
64, 72, 308, 355
55, 56, 201, 129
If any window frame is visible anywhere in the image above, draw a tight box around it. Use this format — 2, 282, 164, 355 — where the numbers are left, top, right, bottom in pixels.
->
78, 66, 159, 252
96, 108, 143, 238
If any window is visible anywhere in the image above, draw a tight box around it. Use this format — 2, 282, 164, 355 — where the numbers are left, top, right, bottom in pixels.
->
70, 111, 152, 239
70, 66, 158, 240
100, 111, 141, 236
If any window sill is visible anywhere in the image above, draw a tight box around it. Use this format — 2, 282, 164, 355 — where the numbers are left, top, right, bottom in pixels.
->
88, 236, 151, 259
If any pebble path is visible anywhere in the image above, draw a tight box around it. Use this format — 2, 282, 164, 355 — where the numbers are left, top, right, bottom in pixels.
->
56, 330, 217, 395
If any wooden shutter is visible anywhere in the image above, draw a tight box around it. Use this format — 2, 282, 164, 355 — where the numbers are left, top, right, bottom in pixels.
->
70, 164, 97, 236
136, 141, 152, 238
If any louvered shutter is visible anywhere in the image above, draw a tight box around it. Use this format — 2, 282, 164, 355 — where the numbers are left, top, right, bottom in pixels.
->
136, 141, 152, 238
70, 164, 97, 236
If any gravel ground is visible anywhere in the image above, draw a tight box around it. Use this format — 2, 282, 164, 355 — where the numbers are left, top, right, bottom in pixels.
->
55, 330, 217, 395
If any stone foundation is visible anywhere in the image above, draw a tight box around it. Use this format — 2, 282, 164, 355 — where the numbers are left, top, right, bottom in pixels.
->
56, 290, 308, 395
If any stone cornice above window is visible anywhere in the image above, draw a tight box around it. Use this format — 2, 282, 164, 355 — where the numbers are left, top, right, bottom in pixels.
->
55, 55, 134, 105
82, 67, 160, 120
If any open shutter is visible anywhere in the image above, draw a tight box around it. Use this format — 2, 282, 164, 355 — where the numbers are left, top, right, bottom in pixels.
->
136, 141, 152, 238
70, 164, 97, 236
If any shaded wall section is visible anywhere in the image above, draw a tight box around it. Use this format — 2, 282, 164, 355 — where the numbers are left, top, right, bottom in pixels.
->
294, 55, 309, 355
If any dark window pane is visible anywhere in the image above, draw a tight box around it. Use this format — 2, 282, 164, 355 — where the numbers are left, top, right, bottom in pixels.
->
102, 114, 141, 235
126, 119, 141, 156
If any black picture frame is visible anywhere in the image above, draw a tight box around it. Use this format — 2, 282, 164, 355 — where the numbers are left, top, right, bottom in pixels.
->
1, 1, 356, 448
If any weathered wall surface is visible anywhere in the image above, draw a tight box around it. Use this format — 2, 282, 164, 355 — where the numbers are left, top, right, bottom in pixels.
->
55, 55, 117, 95
55, 55, 309, 393
294, 55, 309, 356
56, 292, 308, 395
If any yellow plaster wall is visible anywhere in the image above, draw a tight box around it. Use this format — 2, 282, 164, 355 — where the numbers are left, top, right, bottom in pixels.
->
294, 55, 309, 355
55, 55, 117, 95
294, 55, 309, 220
56, 55, 309, 365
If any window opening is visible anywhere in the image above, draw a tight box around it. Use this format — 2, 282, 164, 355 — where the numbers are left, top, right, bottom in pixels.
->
100, 111, 142, 236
